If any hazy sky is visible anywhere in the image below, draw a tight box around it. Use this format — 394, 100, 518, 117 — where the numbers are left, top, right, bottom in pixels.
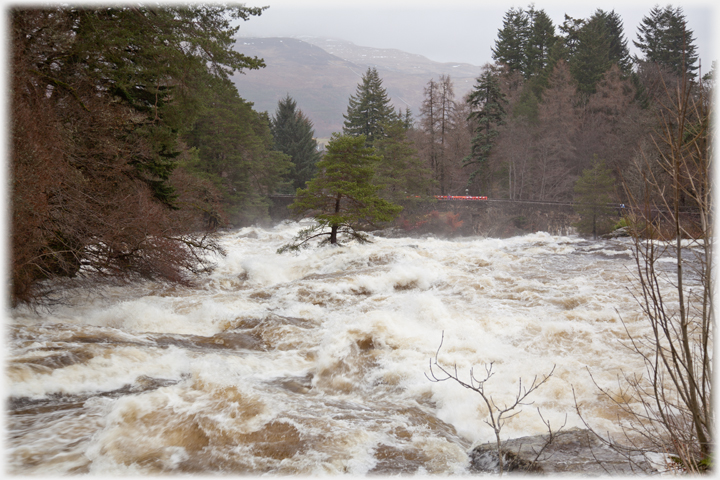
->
239, 0, 717, 70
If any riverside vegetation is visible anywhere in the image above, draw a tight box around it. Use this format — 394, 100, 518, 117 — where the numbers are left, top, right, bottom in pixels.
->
10, 3, 712, 473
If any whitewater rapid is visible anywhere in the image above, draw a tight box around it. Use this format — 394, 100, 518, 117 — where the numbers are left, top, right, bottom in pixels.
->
7, 222, 659, 474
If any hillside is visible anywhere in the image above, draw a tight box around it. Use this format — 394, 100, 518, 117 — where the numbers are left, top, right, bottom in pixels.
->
232, 37, 482, 138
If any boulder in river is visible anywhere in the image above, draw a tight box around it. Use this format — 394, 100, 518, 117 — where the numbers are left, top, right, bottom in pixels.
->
601, 227, 631, 239
468, 428, 657, 475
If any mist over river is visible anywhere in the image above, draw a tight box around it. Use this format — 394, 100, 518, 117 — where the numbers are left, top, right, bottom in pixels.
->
7, 221, 664, 474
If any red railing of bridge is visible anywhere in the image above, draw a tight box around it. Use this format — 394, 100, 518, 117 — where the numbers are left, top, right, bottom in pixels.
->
434, 195, 488, 200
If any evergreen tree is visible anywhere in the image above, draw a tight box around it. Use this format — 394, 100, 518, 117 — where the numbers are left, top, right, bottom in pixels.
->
570, 13, 613, 96
343, 67, 396, 147
270, 94, 321, 191
400, 107, 414, 130
634, 5, 699, 78
464, 67, 507, 193
525, 7, 557, 80
558, 14, 586, 59
184, 79, 292, 225
279, 134, 402, 251
10, 5, 267, 304
573, 159, 618, 238
374, 119, 436, 205
492, 8, 530, 74
63, 6, 267, 206
599, 9, 633, 73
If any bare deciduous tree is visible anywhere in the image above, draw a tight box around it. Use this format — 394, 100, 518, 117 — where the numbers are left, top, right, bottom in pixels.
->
578, 64, 712, 473
426, 332, 556, 475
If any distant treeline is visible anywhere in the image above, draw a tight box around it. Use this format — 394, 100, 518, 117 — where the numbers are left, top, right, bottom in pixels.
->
9, 5, 711, 305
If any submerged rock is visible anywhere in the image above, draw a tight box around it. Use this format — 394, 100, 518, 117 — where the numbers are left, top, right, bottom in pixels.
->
601, 227, 631, 239
468, 428, 656, 475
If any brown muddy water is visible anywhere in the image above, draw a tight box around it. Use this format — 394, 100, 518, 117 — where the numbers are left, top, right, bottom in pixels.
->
6, 222, 685, 474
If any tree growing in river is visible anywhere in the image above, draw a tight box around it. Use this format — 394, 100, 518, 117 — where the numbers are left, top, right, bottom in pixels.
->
278, 134, 402, 252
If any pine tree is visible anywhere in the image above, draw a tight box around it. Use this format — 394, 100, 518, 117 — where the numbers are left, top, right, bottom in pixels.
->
525, 7, 557, 80
279, 134, 402, 251
600, 10, 633, 73
270, 94, 321, 191
10, 5, 267, 304
342, 67, 396, 147
185, 79, 292, 225
463, 67, 507, 194
374, 119, 436, 205
492, 8, 530, 74
573, 159, 618, 238
400, 107, 414, 130
570, 13, 613, 96
559, 14, 586, 59
634, 6, 699, 78
65, 6, 267, 206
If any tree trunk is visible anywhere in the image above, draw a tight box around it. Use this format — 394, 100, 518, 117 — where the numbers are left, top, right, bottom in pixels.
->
330, 194, 341, 244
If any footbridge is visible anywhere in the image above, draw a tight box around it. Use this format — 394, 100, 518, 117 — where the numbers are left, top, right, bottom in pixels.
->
268, 194, 694, 237
268, 195, 589, 236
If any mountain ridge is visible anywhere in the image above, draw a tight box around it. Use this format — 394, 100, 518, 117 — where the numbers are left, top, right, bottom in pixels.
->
232, 36, 481, 138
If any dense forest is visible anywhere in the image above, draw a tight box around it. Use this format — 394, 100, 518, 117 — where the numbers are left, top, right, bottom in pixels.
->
9, 5, 712, 306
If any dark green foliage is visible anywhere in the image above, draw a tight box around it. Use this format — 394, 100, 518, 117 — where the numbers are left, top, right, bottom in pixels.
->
464, 69, 507, 189
513, 87, 539, 121
559, 14, 585, 59
399, 107, 415, 130
54, 6, 267, 206
573, 160, 618, 238
271, 94, 321, 191
634, 6, 699, 78
559, 10, 631, 97
343, 68, 397, 146
600, 10, 633, 73
373, 120, 436, 205
184, 79, 292, 226
525, 7, 558, 79
570, 14, 613, 96
492, 8, 530, 74
493, 6, 558, 98
279, 134, 402, 251
10, 5, 276, 304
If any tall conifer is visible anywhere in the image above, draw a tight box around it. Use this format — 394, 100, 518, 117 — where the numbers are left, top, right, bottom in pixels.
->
343, 67, 396, 147
570, 14, 613, 96
279, 134, 402, 250
271, 94, 321, 191
634, 6, 699, 78
492, 8, 530, 74
464, 68, 507, 193
525, 7, 557, 79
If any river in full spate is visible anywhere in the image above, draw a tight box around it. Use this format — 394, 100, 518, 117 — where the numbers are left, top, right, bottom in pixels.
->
7, 221, 670, 474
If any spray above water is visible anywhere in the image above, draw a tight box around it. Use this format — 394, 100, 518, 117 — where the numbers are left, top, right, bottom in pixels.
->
7, 222, 653, 474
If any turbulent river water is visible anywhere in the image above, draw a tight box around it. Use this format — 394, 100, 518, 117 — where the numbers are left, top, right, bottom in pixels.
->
7, 221, 677, 474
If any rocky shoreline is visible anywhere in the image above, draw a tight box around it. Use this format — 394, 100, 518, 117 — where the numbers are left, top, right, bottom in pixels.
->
468, 428, 664, 475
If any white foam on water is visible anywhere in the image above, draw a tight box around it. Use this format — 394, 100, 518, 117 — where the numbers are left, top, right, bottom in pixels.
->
8, 222, 682, 474
8, 346, 191, 398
